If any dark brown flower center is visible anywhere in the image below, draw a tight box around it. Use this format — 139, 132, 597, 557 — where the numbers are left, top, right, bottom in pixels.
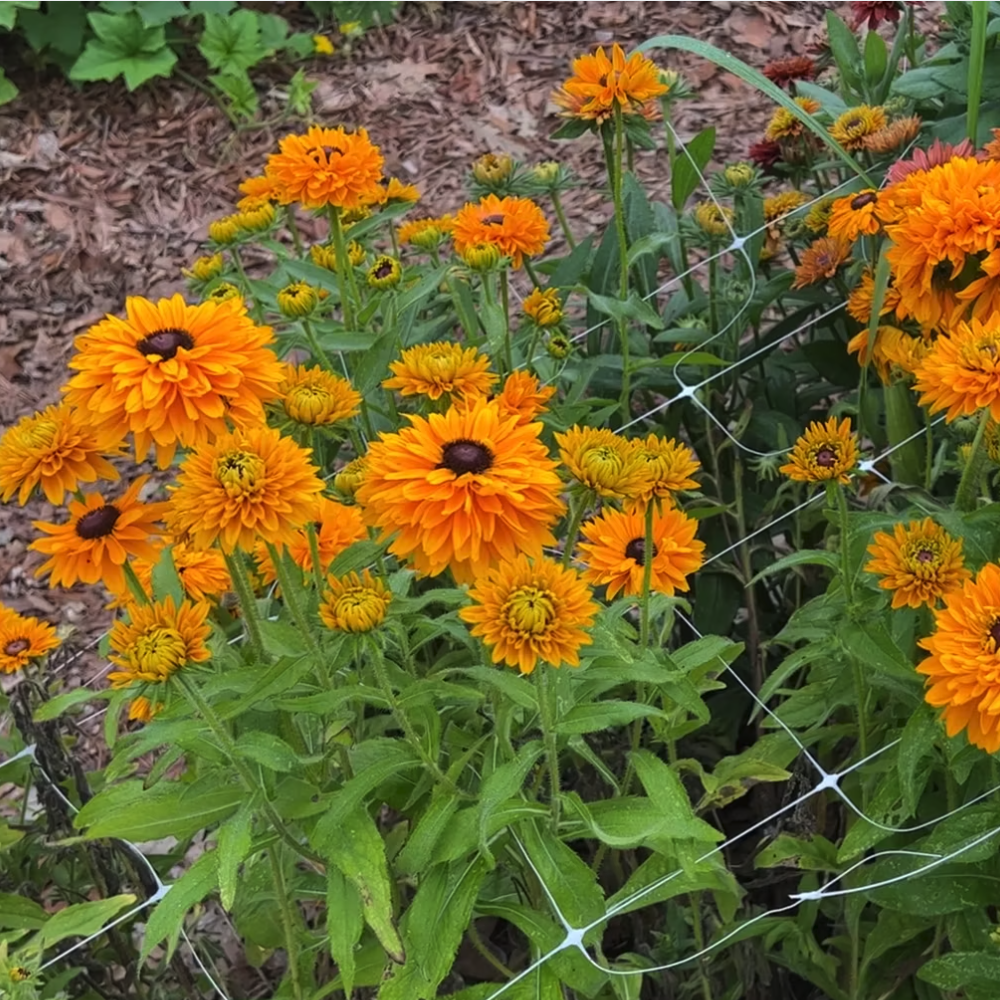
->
845, 118, 862, 131
76, 504, 121, 540
816, 447, 837, 468
137, 328, 194, 361
916, 549, 934, 563
990, 620, 1000, 650
481, 214, 506, 226
439, 439, 493, 476
4, 638, 30, 656
851, 192, 878, 210
373, 260, 393, 278
624, 537, 657, 566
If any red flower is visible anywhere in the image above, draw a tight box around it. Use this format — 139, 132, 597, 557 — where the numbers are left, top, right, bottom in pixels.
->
850, 1, 904, 31
762, 56, 817, 89
886, 137, 976, 183
748, 139, 783, 174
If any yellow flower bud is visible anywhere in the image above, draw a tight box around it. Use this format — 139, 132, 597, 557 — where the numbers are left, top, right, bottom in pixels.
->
472, 152, 514, 186
461, 242, 503, 272
547, 332, 571, 359
183, 253, 225, 282
208, 215, 241, 245
277, 282, 320, 317
523, 287, 563, 328
334, 457, 367, 498
723, 163, 755, 188
367, 255, 402, 290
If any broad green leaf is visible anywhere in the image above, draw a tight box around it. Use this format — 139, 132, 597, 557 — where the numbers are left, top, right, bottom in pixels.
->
323, 807, 404, 963
555, 701, 664, 735
33, 687, 114, 722
0, 1, 40, 30
586, 289, 664, 330
216, 802, 253, 911
862, 23, 888, 85
867, 859, 998, 915
141, 850, 219, 961
477, 741, 543, 863
898, 706, 939, 814
33, 894, 137, 951
755, 832, 839, 870
605, 851, 740, 917
0, 69, 16, 104
210, 70, 258, 120
918, 952, 1000, 990
564, 793, 715, 849
670, 635, 741, 674
826, 10, 863, 96
234, 730, 299, 773
456, 666, 537, 710
840, 620, 921, 695
75, 780, 243, 842
395, 795, 461, 875
430, 800, 548, 866
670, 126, 716, 211
70, 37, 177, 89
631, 750, 722, 843
150, 544, 184, 604
747, 549, 838, 586
134, 0, 186, 26
198, 9, 265, 73
0, 893, 48, 930
327, 867, 363, 996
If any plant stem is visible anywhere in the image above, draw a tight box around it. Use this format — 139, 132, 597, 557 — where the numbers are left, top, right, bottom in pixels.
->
535, 666, 561, 832
268, 846, 304, 1000
956, 409, 990, 512
176, 674, 324, 866
306, 523, 327, 596
610, 106, 632, 422
466, 921, 514, 979
523, 256, 542, 289
550, 190, 576, 249
302, 317, 334, 371
561, 491, 588, 567
223, 549, 269, 664
689, 893, 715, 1000
284, 206, 304, 257
639, 502, 656, 649
230, 248, 264, 323
968, 2, 989, 143
500, 269, 513, 373
832, 482, 855, 606
123, 561, 150, 606
328, 207, 358, 329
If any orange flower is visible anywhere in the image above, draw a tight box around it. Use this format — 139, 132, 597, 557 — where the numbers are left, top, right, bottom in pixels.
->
319, 569, 391, 633
918, 562, 1000, 752
356, 396, 565, 583
554, 43, 667, 121
493, 370, 556, 425
31, 476, 166, 593
780, 417, 858, 485
0, 609, 59, 674
862, 116, 921, 154
827, 190, 880, 243
846, 268, 901, 326
628, 434, 700, 504
280, 364, 361, 425
459, 554, 597, 674
866, 518, 970, 609
578, 505, 704, 599
265, 125, 384, 211
62, 294, 285, 468
116, 535, 232, 605
764, 97, 822, 141
829, 105, 887, 151
365, 177, 420, 205
256, 497, 366, 585
452, 194, 550, 270
168, 426, 325, 553
0, 403, 120, 506
791, 237, 852, 288
913, 315, 1000, 421
383, 342, 498, 401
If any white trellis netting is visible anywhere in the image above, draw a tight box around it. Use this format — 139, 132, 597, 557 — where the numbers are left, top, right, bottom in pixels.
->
0, 117, 992, 999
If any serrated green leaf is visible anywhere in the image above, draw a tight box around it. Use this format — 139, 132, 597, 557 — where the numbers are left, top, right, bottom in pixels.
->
555, 701, 664, 735
33, 686, 114, 722
216, 801, 253, 911
918, 952, 1000, 990
327, 867, 363, 995
477, 742, 543, 862
141, 851, 218, 961
631, 749, 722, 843
234, 730, 299, 772
519, 822, 605, 929
395, 795, 462, 875
0, 893, 48, 930
198, 9, 265, 72
32, 894, 137, 951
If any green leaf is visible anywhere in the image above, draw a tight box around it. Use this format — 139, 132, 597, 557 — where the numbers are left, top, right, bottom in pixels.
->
918, 952, 1000, 990
631, 750, 722, 843
605, 851, 740, 917
755, 832, 839, 870
892, 66, 945, 100
327, 867, 364, 995
670, 126, 716, 211
396, 795, 461, 875
867, 859, 998, 915
456, 666, 537, 710
555, 701, 664, 735
840, 620, 922, 695
256, 11, 288, 51
141, 851, 219, 961
33, 687, 114, 722
151, 545, 184, 604
477, 741, 543, 862
216, 802, 253, 911
210, 70, 258, 120
34, 894, 137, 951
234, 730, 299, 772
519, 822, 605, 929
0, 1, 38, 30
134, 0, 186, 25
197, 9, 265, 73
863, 28, 888, 86
898, 706, 939, 815
323, 807, 404, 963
0, 893, 48, 930
826, 11, 863, 96
75, 780, 243, 842
70, 14, 178, 90
0, 69, 17, 105
747, 549, 838, 586
585, 289, 664, 330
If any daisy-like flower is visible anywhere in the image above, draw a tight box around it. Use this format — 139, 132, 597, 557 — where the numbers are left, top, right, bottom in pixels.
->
256, 497, 366, 585
629, 434, 700, 504
554, 43, 667, 121
748, 139, 783, 173
460, 242, 504, 272
791, 236, 852, 288
693, 202, 733, 237
780, 417, 858, 484
523, 287, 563, 327
865, 518, 970, 609
848, 325, 932, 382
280, 364, 361, 426
356, 396, 565, 583
367, 255, 402, 289
107, 595, 211, 689
885, 138, 975, 185
762, 56, 817, 89
578, 505, 704, 600
334, 456, 367, 499
168, 425, 325, 553
116, 535, 232, 606
238, 174, 284, 206
913, 315, 1000, 421
556, 426, 654, 501
319, 569, 391, 632
803, 197, 836, 234
827, 189, 880, 242
829, 105, 888, 151
31, 476, 166, 593
764, 97, 822, 141
0, 609, 59, 674
204, 282, 242, 305
382, 342, 497, 401
493, 371, 556, 425
0, 403, 120, 506
851, 0, 904, 30
763, 190, 809, 223
862, 116, 921, 154
918, 562, 1000, 752
62, 294, 285, 469
846, 268, 902, 326
471, 153, 514, 187
365, 177, 420, 206
398, 215, 454, 249
264, 125, 384, 211
452, 194, 550, 270
460, 554, 597, 674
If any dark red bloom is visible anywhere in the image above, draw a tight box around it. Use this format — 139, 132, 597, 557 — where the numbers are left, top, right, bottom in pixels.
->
850, 1, 903, 31
762, 56, 817, 89
748, 139, 782, 174
886, 137, 975, 183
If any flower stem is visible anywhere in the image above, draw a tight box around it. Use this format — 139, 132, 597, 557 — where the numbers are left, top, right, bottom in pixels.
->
550, 190, 576, 249
123, 561, 150, 606
500, 269, 513, 373
268, 846, 304, 1000
284, 206, 304, 257
230, 248, 264, 324
302, 317, 334, 372
305, 523, 327, 596
956, 408, 990, 512
175, 673, 324, 866
639, 501, 656, 649
535, 666, 561, 832
223, 549, 269, 664
561, 491, 588, 568
328, 207, 359, 329
266, 542, 329, 686
610, 106, 632, 422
